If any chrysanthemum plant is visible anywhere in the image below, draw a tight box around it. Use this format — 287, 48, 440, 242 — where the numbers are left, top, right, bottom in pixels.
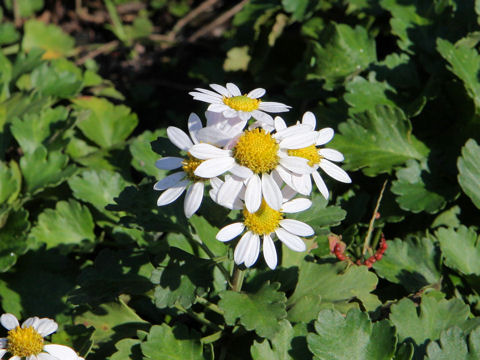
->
155, 82, 352, 289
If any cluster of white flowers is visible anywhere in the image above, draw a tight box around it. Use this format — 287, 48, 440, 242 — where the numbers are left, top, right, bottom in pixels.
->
154, 83, 351, 269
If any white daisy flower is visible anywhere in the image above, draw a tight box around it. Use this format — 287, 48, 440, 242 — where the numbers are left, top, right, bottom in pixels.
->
194, 111, 248, 148
0, 313, 81, 360
154, 113, 241, 218
215, 193, 314, 270
189, 83, 290, 128
275, 112, 351, 199
188, 124, 316, 213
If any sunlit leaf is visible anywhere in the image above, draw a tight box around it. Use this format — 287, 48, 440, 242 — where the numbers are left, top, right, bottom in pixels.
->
425, 326, 480, 360
457, 139, 480, 209
22, 20, 74, 59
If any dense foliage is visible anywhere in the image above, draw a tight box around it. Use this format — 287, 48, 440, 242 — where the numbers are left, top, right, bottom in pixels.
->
1, 0, 480, 359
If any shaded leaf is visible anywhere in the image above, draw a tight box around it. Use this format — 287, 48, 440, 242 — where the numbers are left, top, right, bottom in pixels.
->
457, 139, 480, 209
141, 324, 203, 360
29, 199, 95, 250
0, 208, 30, 272
307, 308, 396, 360
331, 105, 428, 176
0, 161, 21, 204
373, 237, 442, 293
129, 129, 167, 177
110, 338, 142, 360
435, 226, 480, 276
219, 282, 287, 339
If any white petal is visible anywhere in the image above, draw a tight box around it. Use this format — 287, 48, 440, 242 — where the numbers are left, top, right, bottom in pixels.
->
184, 182, 204, 218
223, 108, 238, 118
275, 228, 307, 252
37, 353, 56, 360
316, 128, 334, 145
263, 234, 277, 270
244, 233, 260, 267
251, 110, 273, 125
282, 198, 312, 213
155, 157, 183, 170
247, 88, 266, 98
319, 148, 344, 162
0, 338, 6, 348
274, 124, 312, 140
188, 113, 203, 144
239, 111, 251, 121
167, 127, 193, 151
43, 344, 78, 360
262, 173, 282, 210
217, 176, 244, 207
193, 87, 225, 98
153, 171, 185, 190
194, 157, 235, 177
279, 156, 310, 174
229, 164, 253, 178
291, 173, 312, 195
0, 349, 6, 358
259, 101, 290, 112
217, 223, 245, 242
21, 316, 39, 329
35, 318, 58, 336
208, 103, 230, 112
189, 143, 231, 159
234, 231, 253, 265
281, 183, 299, 202
275, 166, 295, 190
245, 174, 262, 213
319, 160, 352, 183
157, 182, 188, 206
274, 116, 287, 131
1, 314, 19, 330
226, 83, 242, 96
279, 132, 316, 149
209, 84, 230, 96
190, 92, 223, 104
9, 355, 21, 360
302, 111, 316, 128
312, 171, 329, 200
280, 219, 314, 236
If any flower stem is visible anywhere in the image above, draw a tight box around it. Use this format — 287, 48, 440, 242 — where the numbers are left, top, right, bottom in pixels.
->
231, 266, 245, 292
174, 303, 221, 331
196, 296, 224, 315
362, 179, 388, 256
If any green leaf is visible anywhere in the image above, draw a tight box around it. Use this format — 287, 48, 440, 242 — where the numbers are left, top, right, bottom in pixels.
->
251, 320, 311, 360
4, 0, 44, 17
29, 200, 95, 250
437, 39, 480, 111
110, 338, 143, 360
307, 23, 376, 90
129, 129, 167, 177
0, 161, 21, 204
331, 105, 429, 176
22, 20, 75, 59
224, 46, 251, 72
425, 326, 480, 360
0, 23, 20, 46
391, 159, 458, 214
189, 214, 228, 257
30, 60, 83, 98
11, 106, 68, 153
151, 247, 213, 309
344, 76, 398, 115
219, 282, 287, 339
307, 308, 396, 360
287, 261, 380, 323
20, 146, 76, 194
73, 97, 138, 148
0, 208, 30, 272
373, 237, 442, 292
434, 226, 480, 276
457, 139, 480, 209
141, 324, 203, 360
289, 192, 346, 233
390, 292, 470, 346
68, 169, 131, 215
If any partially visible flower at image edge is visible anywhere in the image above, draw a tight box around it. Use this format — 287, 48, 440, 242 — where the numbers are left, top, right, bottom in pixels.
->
189, 82, 290, 128
0, 313, 82, 360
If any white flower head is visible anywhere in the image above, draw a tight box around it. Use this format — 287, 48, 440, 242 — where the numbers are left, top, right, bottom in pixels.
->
276, 112, 351, 199
189, 123, 317, 214
0, 313, 81, 360
154, 112, 239, 218
216, 191, 314, 270
189, 83, 290, 128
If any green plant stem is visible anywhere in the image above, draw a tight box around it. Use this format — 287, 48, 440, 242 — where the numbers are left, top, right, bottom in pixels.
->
362, 179, 388, 256
371, 228, 383, 252
174, 303, 221, 331
201, 330, 223, 344
104, 0, 128, 43
195, 296, 224, 315
231, 266, 244, 292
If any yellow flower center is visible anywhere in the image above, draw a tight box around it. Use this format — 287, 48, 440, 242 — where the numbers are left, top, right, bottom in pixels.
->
287, 145, 322, 167
243, 200, 283, 235
223, 95, 261, 112
7, 326, 44, 357
182, 154, 206, 182
232, 129, 279, 174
